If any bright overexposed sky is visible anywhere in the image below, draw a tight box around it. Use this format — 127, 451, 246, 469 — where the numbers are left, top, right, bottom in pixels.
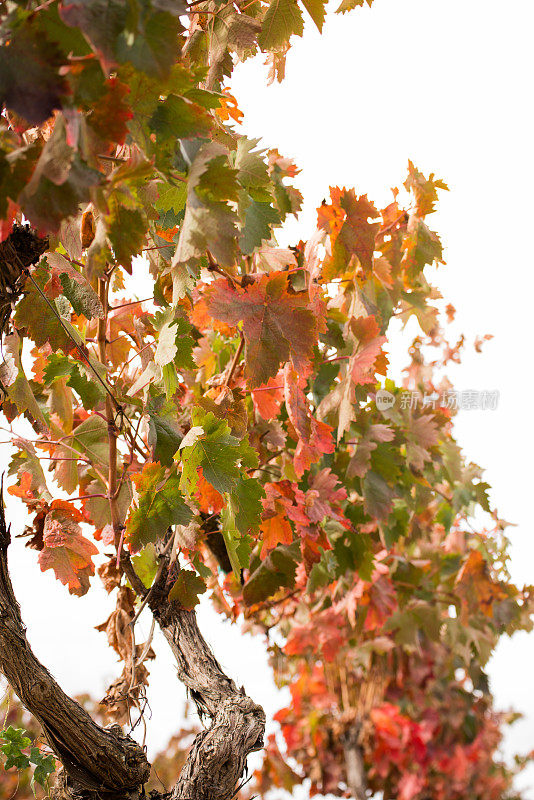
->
3, 0, 534, 797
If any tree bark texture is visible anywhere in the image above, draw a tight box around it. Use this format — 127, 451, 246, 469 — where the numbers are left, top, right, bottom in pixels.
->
342, 724, 368, 800
0, 498, 150, 796
0, 491, 265, 800
148, 551, 266, 800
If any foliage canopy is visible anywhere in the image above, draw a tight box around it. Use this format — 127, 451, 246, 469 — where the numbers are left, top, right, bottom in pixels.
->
0, 0, 532, 798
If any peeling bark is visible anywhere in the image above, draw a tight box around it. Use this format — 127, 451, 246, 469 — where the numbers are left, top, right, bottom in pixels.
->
148, 552, 266, 800
0, 492, 150, 798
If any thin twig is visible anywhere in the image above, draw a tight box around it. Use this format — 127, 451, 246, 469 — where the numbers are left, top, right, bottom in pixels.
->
23, 268, 123, 414
206, 251, 238, 288
223, 332, 244, 387
135, 617, 156, 669
110, 298, 153, 311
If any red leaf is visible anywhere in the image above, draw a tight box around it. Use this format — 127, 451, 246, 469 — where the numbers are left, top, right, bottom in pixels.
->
284, 365, 334, 477
88, 78, 133, 145
38, 505, 98, 596
319, 187, 380, 277
252, 375, 285, 420
204, 272, 321, 387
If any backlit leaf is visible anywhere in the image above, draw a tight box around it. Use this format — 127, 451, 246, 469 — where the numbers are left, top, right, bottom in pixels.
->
205, 272, 320, 387
126, 462, 192, 551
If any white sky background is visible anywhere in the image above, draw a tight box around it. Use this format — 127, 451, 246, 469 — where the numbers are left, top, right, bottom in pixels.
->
3, 0, 534, 797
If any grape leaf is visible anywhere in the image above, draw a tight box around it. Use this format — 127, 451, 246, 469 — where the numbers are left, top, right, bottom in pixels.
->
284, 365, 334, 476
228, 477, 265, 534
125, 462, 192, 551
243, 541, 300, 605
60, 0, 184, 77
30, 747, 56, 787
168, 566, 206, 609
300, 0, 327, 31
46, 253, 104, 319
0, 331, 48, 431
0, 726, 31, 770
173, 142, 239, 271
178, 410, 258, 495
320, 188, 380, 278
260, 513, 293, 558
38, 504, 98, 596
0, 26, 67, 125
205, 271, 319, 387
240, 200, 281, 254
147, 400, 184, 466
362, 470, 395, 520
258, 0, 304, 50
14, 263, 79, 353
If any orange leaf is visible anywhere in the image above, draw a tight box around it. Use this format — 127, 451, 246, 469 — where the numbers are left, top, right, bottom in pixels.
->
205, 272, 320, 388
38, 507, 98, 596
195, 470, 224, 514
8, 471, 34, 500
260, 513, 293, 558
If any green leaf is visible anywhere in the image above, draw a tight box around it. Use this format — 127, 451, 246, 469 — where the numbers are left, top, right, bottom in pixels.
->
14, 263, 80, 353
154, 311, 195, 370
46, 252, 104, 319
132, 543, 159, 588
59, 269, 103, 319
150, 94, 212, 140
156, 182, 188, 214
147, 400, 183, 466
220, 483, 261, 580
43, 355, 104, 410
228, 477, 265, 534
240, 200, 280, 254
0, 331, 48, 431
178, 409, 258, 495
258, 0, 304, 50
168, 566, 206, 609
299, 0, 327, 31
381, 501, 409, 547
362, 470, 395, 520
126, 462, 192, 551
243, 541, 300, 605
173, 143, 239, 271
221, 504, 246, 580
307, 549, 339, 592
234, 138, 270, 190
106, 204, 147, 269
71, 415, 109, 467
1, 726, 31, 770
195, 156, 240, 204
29, 747, 55, 787
67, 366, 105, 410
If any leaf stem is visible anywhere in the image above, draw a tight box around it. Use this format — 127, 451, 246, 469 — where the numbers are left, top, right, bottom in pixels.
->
206, 251, 238, 288
97, 278, 121, 552
224, 332, 244, 387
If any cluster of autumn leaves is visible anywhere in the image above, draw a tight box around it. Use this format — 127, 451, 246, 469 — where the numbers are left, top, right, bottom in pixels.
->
1, 0, 533, 798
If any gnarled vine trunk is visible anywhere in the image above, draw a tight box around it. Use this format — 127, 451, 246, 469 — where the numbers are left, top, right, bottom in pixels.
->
0, 491, 265, 800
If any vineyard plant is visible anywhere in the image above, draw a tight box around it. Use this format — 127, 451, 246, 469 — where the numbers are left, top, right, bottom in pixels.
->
0, 1, 532, 799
